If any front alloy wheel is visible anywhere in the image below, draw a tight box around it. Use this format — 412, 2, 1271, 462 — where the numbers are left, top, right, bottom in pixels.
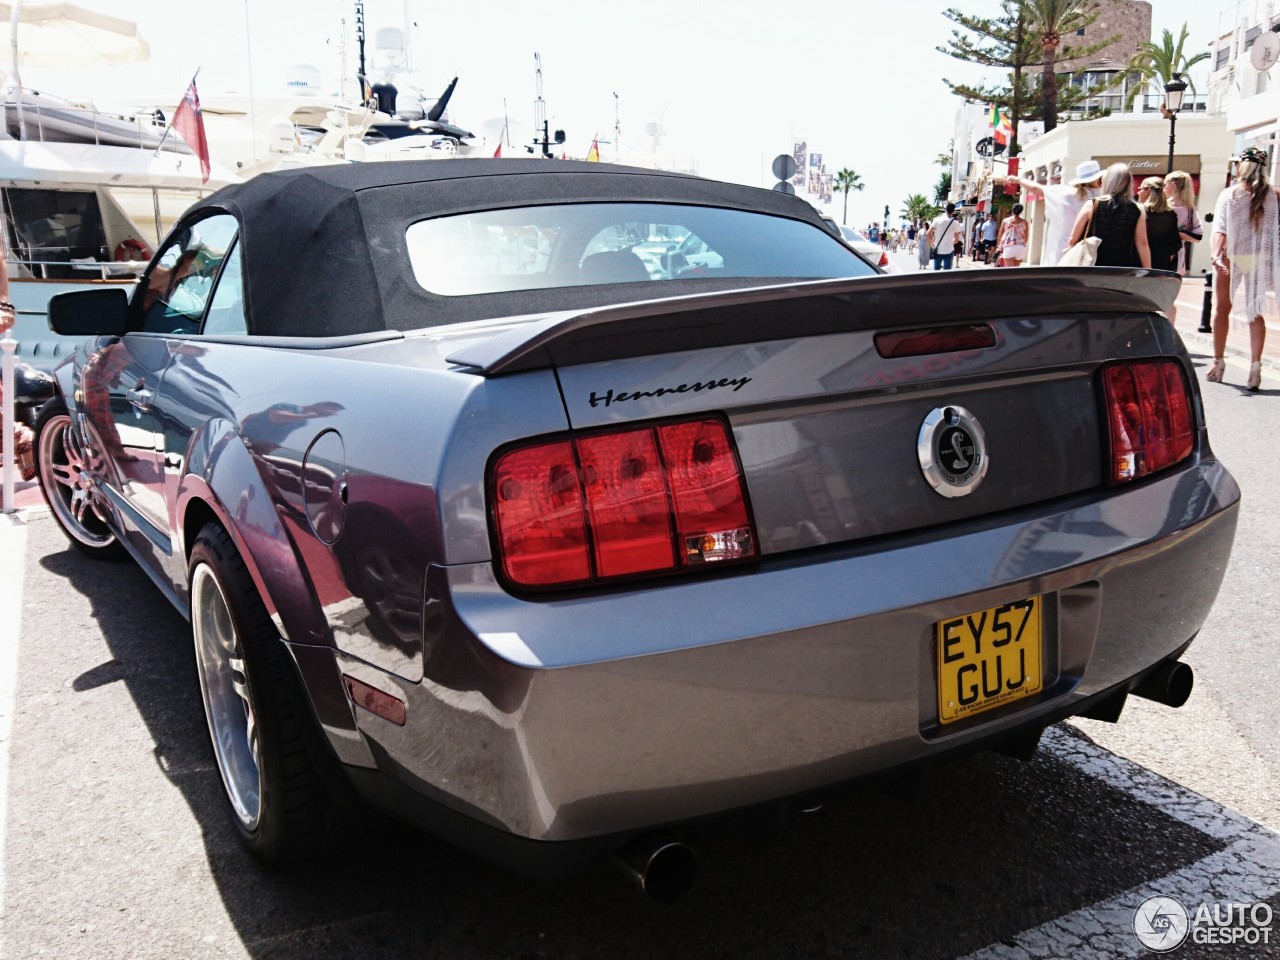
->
34, 398, 121, 557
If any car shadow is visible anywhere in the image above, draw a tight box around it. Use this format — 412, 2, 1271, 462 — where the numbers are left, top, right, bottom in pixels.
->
18, 527, 1230, 960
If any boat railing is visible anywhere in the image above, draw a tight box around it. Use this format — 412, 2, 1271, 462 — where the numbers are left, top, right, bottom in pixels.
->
10, 256, 141, 281
3, 89, 184, 153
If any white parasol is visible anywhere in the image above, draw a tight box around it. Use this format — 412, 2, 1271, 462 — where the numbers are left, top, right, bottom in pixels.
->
1, 4, 149, 511
1, 2, 149, 69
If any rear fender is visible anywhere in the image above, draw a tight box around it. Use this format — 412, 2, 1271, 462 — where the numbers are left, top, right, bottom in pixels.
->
176, 418, 329, 648
177, 420, 371, 767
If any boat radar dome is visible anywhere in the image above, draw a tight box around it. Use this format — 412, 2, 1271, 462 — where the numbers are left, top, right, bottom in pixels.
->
284, 64, 322, 96
374, 27, 406, 60
265, 118, 296, 154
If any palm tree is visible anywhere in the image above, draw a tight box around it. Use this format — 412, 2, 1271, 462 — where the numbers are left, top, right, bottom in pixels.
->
833, 168, 864, 224
1124, 25, 1210, 110
901, 193, 938, 224
1023, 0, 1094, 132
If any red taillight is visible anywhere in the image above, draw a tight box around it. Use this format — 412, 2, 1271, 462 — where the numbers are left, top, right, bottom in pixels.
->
1102, 360, 1195, 483
878, 250, 889, 268
491, 418, 758, 588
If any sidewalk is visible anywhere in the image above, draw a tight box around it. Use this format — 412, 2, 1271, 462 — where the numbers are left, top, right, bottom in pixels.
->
1169, 275, 1280, 372
1, 477, 44, 516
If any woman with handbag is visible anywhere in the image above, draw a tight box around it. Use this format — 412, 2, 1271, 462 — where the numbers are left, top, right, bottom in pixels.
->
1207, 146, 1276, 391
1066, 162, 1151, 269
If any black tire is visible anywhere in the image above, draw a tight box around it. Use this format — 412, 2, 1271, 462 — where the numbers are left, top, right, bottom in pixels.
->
34, 397, 124, 558
188, 522, 333, 863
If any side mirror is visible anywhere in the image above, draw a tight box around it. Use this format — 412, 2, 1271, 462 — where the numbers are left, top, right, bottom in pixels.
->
48, 287, 129, 336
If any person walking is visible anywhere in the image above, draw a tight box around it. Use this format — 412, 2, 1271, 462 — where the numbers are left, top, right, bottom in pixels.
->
1138, 177, 1182, 273
996, 204, 1029, 267
1067, 162, 1150, 269
916, 219, 930, 270
980, 214, 998, 263
1164, 170, 1203, 277
926, 203, 961, 270
1207, 146, 1276, 391
1002, 159, 1104, 265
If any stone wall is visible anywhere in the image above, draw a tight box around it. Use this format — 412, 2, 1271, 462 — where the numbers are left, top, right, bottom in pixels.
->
1056, 0, 1153, 73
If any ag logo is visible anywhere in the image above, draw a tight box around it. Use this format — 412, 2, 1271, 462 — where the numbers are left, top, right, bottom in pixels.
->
1133, 896, 1190, 952
917, 405, 988, 498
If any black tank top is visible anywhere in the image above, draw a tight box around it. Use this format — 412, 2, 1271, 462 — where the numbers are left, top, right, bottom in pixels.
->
1091, 197, 1142, 267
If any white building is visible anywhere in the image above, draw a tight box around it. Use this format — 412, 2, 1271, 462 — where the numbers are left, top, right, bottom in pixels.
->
1208, 0, 1280, 178
1013, 114, 1233, 268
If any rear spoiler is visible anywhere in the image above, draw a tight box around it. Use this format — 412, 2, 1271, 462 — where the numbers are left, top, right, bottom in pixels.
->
444, 267, 1181, 376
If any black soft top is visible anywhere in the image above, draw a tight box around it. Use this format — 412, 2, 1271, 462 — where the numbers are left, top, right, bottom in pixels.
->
189, 159, 832, 338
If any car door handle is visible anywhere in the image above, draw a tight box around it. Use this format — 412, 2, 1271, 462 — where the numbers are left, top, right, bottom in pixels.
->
126, 384, 153, 412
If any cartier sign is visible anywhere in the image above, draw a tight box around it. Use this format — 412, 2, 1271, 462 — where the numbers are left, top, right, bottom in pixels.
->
1096, 155, 1202, 174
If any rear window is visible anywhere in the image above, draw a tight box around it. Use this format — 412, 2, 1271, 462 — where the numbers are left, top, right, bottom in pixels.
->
405, 202, 875, 296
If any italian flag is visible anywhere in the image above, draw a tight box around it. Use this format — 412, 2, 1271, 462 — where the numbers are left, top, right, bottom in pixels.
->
989, 104, 1012, 145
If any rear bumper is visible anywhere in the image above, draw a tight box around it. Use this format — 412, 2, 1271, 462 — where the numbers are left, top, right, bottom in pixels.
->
325, 458, 1239, 846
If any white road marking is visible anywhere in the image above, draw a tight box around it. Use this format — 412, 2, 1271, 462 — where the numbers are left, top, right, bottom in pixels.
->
960, 726, 1280, 959
0, 515, 29, 918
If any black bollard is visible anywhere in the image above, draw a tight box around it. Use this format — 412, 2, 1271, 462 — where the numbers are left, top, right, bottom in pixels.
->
1197, 211, 1213, 333
1199, 270, 1213, 333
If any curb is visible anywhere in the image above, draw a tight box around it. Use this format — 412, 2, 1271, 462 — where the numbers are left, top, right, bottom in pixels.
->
1177, 328, 1280, 373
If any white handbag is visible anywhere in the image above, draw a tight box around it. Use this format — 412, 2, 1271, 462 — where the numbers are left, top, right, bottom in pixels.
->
1058, 236, 1101, 267
1058, 201, 1100, 266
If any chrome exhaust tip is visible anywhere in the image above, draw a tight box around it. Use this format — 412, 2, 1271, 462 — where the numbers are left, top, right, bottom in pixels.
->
614, 835, 698, 902
1131, 659, 1194, 708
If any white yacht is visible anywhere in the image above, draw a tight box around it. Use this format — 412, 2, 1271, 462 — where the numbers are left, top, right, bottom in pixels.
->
1, 92, 235, 370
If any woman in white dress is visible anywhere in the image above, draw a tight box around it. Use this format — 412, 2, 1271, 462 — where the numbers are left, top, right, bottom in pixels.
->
1208, 147, 1276, 391
1001, 159, 1103, 265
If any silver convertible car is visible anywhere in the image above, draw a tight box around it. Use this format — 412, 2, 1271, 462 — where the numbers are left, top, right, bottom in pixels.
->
36, 161, 1238, 899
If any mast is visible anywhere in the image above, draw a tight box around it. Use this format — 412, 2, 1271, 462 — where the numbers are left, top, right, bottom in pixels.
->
533, 52, 548, 156
355, 0, 367, 101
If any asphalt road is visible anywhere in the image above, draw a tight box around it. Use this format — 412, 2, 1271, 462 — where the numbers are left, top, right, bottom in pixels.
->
2, 311, 1278, 959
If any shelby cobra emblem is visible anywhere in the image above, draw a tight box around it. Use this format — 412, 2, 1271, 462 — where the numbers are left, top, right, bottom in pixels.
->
917, 405, 988, 497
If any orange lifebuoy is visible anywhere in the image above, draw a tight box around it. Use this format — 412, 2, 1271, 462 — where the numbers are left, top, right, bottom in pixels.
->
113, 238, 151, 263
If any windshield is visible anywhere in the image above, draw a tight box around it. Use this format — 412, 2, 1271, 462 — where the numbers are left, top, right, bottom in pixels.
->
406, 202, 876, 296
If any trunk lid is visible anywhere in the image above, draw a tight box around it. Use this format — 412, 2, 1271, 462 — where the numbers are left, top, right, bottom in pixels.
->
449, 269, 1180, 555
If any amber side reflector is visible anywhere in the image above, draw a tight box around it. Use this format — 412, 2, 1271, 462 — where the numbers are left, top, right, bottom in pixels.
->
875, 324, 997, 359
343, 675, 407, 726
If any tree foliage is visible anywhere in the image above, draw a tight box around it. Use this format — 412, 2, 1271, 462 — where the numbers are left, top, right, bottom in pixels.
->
1124, 24, 1210, 109
934, 172, 952, 205
902, 193, 940, 224
1023, 0, 1113, 131
833, 168, 865, 225
938, 0, 1119, 147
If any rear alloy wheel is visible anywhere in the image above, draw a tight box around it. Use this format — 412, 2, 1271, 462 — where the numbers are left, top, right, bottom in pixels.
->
34, 398, 122, 557
189, 523, 332, 862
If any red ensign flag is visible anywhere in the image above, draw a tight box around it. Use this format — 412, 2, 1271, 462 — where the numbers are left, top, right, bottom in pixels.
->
173, 77, 210, 183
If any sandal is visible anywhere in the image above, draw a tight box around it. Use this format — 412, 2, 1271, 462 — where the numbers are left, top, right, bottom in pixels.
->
1247, 361, 1262, 392
1206, 358, 1226, 383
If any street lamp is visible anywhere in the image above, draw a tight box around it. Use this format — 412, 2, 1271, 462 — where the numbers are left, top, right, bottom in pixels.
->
1163, 73, 1188, 175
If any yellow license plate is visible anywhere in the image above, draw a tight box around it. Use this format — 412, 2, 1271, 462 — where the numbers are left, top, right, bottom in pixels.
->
937, 597, 1043, 724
